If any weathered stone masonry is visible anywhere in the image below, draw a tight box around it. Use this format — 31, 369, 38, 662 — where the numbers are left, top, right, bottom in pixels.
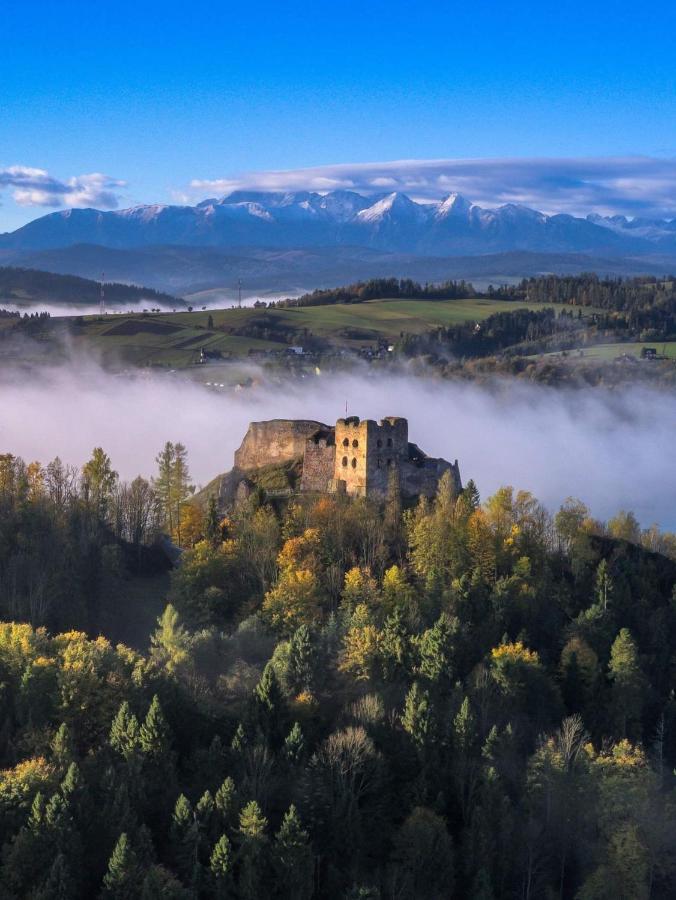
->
234, 415, 462, 500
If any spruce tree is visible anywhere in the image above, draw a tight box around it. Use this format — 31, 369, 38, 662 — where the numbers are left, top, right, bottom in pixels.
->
109, 700, 140, 760
283, 722, 305, 766
139, 695, 172, 759
273, 805, 313, 899
139, 695, 176, 828
101, 833, 139, 900
252, 665, 286, 745
287, 624, 317, 695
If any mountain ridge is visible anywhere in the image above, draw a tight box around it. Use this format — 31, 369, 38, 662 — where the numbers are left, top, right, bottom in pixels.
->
3, 190, 676, 256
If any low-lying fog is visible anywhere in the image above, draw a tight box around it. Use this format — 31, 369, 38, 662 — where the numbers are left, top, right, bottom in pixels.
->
2, 362, 674, 529
14, 291, 305, 318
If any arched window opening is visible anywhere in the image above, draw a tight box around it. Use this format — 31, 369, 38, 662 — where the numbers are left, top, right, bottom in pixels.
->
352, 439, 359, 448
387, 458, 393, 467
342, 438, 349, 447
387, 437, 393, 448
342, 456, 348, 467
377, 439, 382, 448
351, 458, 357, 469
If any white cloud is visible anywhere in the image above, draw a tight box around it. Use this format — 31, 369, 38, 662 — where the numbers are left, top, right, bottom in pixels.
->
189, 156, 676, 218
0, 166, 126, 209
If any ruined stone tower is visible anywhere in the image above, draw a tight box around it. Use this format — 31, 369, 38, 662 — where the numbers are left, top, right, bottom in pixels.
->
333, 416, 409, 497
232, 415, 461, 501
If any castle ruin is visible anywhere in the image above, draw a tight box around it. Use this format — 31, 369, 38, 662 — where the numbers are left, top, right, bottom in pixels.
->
233, 416, 461, 499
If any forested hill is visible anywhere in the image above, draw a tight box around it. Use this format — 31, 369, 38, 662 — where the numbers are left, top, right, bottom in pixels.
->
270, 272, 676, 311
0, 266, 177, 306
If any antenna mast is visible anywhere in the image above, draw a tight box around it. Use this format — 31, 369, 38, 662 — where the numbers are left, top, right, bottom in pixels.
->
238, 278, 242, 309
100, 272, 105, 315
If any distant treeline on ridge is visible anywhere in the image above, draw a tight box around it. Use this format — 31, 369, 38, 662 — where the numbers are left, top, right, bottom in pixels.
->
0, 266, 177, 305
269, 273, 676, 313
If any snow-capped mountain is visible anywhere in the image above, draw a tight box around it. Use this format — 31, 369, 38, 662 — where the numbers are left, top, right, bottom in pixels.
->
1, 190, 675, 256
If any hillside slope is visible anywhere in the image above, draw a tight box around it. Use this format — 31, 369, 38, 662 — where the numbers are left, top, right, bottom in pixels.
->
0, 265, 178, 306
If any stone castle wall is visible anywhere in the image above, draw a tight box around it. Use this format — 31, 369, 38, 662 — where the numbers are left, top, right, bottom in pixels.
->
300, 438, 336, 492
232, 416, 461, 501
334, 416, 409, 496
234, 419, 328, 470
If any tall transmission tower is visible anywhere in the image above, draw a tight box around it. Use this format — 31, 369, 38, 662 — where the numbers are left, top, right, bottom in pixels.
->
100, 272, 106, 315
238, 278, 242, 309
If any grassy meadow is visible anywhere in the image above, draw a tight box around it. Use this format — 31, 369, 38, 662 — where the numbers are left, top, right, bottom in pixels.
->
64, 296, 580, 368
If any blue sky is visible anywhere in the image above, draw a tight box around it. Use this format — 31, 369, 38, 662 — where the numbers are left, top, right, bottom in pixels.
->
2, 0, 676, 229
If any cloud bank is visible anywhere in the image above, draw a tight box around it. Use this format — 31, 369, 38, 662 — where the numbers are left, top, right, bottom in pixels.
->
0, 166, 125, 209
190, 155, 676, 218
0, 362, 674, 530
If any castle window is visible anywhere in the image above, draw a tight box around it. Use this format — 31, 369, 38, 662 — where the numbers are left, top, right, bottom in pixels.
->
387, 438, 393, 448
342, 456, 348, 467
387, 458, 393, 467
377, 458, 382, 468
352, 439, 359, 448
377, 439, 382, 448
351, 458, 357, 469
342, 438, 349, 447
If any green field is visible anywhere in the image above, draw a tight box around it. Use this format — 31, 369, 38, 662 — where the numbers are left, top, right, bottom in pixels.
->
539, 341, 676, 361
68, 297, 582, 368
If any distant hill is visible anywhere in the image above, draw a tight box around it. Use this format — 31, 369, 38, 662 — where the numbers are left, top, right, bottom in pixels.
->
1, 245, 674, 297
0, 266, 178, 307
2, 189, 676, 256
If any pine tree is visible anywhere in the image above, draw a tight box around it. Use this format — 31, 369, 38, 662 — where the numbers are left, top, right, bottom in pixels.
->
283, 722, 305, 766
139, 695, 176, 828
379, 610, 410, 683
252, 665, 286, 745
402, 682, 434, 755
287, 624, 317, 695
273, 805, 313, 899
34, 853, 74, 900
140, 865, 191, 900
214, 777, 238, 833
82, 447, 118, 521
170, 794, 199, 882
464, 479, 481, 510
238, 801, 268, 900
101, 833, 139, 900
172, 442, 193, 546
205, 494, 221, 547
416, 613, 456, 684
209, 834, 232, 899
609, 628, 646, 739
109, 700, 140, 761
452, 696, 479, 822
59, 762, 84, 820
595, 559, 613, 611
231, 722, 247, 754
139, 695, 171, 758
51, 723, 74, 770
